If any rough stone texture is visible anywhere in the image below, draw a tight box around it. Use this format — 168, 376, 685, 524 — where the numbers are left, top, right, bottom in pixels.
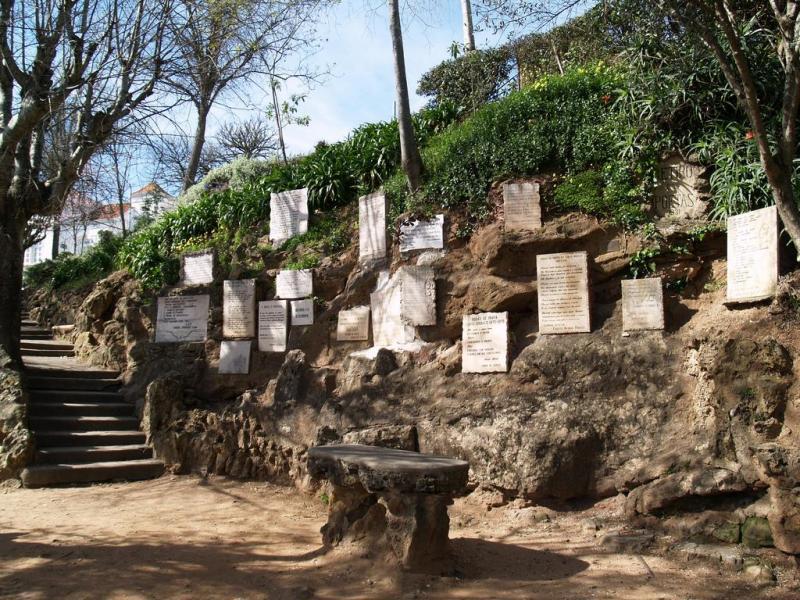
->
0, 349, 34, 480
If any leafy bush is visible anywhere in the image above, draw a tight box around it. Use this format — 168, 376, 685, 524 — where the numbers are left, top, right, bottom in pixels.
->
25, 231, 124, 289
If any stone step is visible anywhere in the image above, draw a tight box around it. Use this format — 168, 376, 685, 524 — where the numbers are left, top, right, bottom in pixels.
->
21, 349, 76, 357
35, 430, 146, 447
21, 319, 39, 327
26, 368, 120, 380
21, 340, 74, 351
36, 444, 153, 464
21, 459, 164, 488
25, 377, 121, 392
28, 390, 124, 403
30, 415, 140, 432
29, 402, 134, 417
21, 332, 52, 340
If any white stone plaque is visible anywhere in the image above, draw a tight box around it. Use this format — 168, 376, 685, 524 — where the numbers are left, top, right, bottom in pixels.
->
400, 266, 436, 326
359, 192, 387, 263
180, 251, 214, 286
727, 205, 779, 303
219, 340, 251, 374
399, 215, 445, 253
371, 271, 416, 347
155, 295, 209, 343
270, 188, 309, 244
258, 300, 288, 352
503, 182, 542, 231
337, 306, 370, 342
223, 279, 256, 338
622, 278, 664, 332
462, 312, 509, 373
290, 299, 314, 326
653, 157, 708, 218
275, 269, 313, 299
537, 252, 591, 334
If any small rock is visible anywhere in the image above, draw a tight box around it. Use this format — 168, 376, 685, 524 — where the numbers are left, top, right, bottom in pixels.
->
599, 529, 654, 553
672, 542, 743, 568
741, 516, 774, 548
742, 562, 776, 586
711, 521, 741, 544
581, 518, 602, 535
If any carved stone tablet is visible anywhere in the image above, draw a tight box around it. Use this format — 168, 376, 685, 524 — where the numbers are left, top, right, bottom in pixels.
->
462, 312, 509, 373
223, 279, 256, 338
155, 295, 209, 343
622, 278, 664, 332
291, 299, 314, 326
503, 182, 542, 231
371, 271, 416, 347
652, 157, 708, 218
180, 250, 215, 286
276, 269, 313, 299
399, 214, 445, 253
337, 306, 370, 342
400, 266, 436, 326
258, 300, 288, 352
219, 340, 251, 374
537, 252, 591, 334
359, 192, 388, 263
727, 205, 779, 303
270, 188, 309, 244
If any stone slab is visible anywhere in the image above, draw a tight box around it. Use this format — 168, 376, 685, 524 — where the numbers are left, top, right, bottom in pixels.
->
258, 300, 288, 352
290, 298, 314, 326
154, 295, 209, 343
503, 182, 542, 231
308, 444, 470, 495
359, 192, 388, 264
727, 205, 779, 303
462, 312, 508, 373
400, 266, 436, 326
270, 188, 309, 245
337, 306, 370, 341
219, 340, 251, 374
275, 269, 313, 299
537, 251, 591, 334
622, 277, 665, 332
371, 271, 416, 347
179, 250, 215, 286
223, 279, 256, 338
653, 156, 708, 219
399, 214, 445, 252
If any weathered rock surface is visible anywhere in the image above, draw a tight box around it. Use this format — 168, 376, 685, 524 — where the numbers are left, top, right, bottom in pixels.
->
0, 349, 33, 480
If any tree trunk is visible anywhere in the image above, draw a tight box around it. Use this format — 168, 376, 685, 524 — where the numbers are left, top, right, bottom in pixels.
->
460, 0, 476, 52
51, 223, 60, 258
183, 103, 210, 192
388, 0, 423, 193
764, 159, 800, 256
0, 215, 24, 366
271, 78, 289, 165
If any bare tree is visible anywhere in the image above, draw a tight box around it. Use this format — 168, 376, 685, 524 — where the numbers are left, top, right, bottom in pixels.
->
461, 0, 477, 51
216, 116, 278, 161
148, 130, 226, 192
0, 0, 174, 363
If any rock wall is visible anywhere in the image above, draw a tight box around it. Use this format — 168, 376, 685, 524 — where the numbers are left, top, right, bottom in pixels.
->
0, 348, 33, 480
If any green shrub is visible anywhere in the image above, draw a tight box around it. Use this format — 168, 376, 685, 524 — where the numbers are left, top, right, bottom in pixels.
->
25, 230, 124, 289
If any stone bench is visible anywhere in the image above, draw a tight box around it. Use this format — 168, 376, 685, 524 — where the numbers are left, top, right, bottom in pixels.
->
307, 444, 469, 569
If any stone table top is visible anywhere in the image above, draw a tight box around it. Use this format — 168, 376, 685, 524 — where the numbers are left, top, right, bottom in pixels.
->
308, 444, 470, 495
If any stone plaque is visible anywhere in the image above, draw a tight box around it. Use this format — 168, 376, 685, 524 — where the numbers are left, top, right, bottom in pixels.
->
653, 157, 708, 218
258, 300, 288, 352
371, 271, 416, 347
291, 299, 314, 326
337, 306, 370, 341
180, 250, 214, 286
359, 192, 387, 263
622, 278, 664, 332
400, 266, 436, 326
223, 279, 256, 338
503, 182, 542, 231
155, 295, 209, 343
462, 312, 509, 373
270, 188, 309, 244
727, 205, 779, 303
399, 214, 445, 253
219, 340, 251, 374
275, 269, 313, 299
537, 252, 591, 334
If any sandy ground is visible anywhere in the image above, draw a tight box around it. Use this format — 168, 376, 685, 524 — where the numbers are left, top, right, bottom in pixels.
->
0, 475, 797, 600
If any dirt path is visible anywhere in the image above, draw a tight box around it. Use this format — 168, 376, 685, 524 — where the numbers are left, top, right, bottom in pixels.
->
0, 475, 796, 599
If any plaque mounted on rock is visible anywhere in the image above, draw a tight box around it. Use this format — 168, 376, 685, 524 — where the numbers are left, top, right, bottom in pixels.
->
359, 192, 388, 264
400, 266, 436, 326
276, 269, 313, 299
399, 215, 444, 253
180, 250, 215, 286
219, 340, 251, 374
727, 205, 779, 303
503, 182, 542, 231
371, 271, 416, 347
622, 278, 664, 332
537, 251, 591, 334
290, 298, 314, 326
258, 300, 288, 352
223, 279, 256, 338
270, 188, 309, 245
462, 312, 509, 373
337, 306, 370, 342
652, 156, 708, 219
155, 295, 210, 343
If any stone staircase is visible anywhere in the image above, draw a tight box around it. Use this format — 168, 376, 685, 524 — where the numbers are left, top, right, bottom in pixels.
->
19, 314, 164, 487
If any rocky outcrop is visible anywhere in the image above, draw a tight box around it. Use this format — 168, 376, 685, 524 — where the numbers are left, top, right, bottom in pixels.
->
0, 349, 33, 480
